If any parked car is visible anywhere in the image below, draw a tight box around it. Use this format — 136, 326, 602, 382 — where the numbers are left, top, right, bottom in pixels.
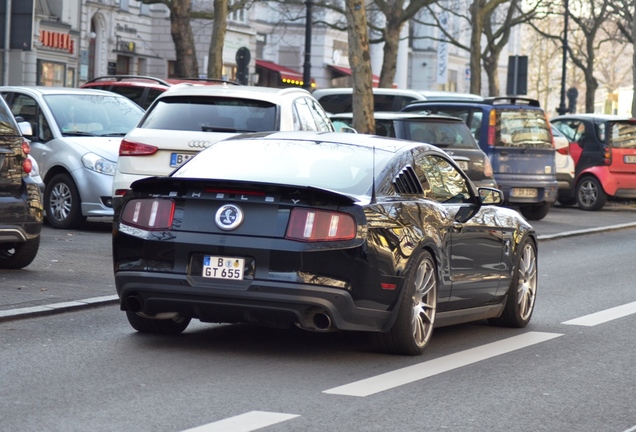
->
1, 87, 145, 229
330, 112, 496, 188
402, 97, 558, 220
312, 87, 427, 114
551, 114, 636, 210
550, 125, 576, 201
113, 85, 335, 208
113, 131, 538, 356
0, 104, 43, 269
415, 90, 483, 101
80, 75, 238, 109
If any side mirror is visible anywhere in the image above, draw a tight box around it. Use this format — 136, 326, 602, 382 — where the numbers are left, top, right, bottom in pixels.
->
339, 126, 357, 134
15, 117, 33, 137
478, 187, 503, 205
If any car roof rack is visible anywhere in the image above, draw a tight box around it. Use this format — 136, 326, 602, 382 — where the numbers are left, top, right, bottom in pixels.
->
84, 75, 171, 86
482, 96, 540, 107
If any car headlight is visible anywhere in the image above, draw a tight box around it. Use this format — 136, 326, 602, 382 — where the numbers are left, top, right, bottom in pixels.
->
82, 152, 117, 175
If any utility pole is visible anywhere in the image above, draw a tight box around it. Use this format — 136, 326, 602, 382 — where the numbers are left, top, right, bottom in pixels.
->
557, 0, 569, 115
303, 0, 313, 90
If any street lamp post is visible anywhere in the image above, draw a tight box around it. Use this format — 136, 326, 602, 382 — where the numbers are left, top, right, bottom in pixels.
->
303, 0, 313, 90
557, 0, 569, 115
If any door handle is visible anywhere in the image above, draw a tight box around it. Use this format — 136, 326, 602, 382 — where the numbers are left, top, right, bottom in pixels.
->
452, 221, 463, 232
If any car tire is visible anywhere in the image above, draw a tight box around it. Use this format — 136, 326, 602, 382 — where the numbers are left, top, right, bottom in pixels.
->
0, 237, 40, 269
519, 202, 551, 221
489, 238, 537, 328
576, 176, 607, 211
372, 249, 437, 355
44, 173, 86, 229
125, 310, 191, 335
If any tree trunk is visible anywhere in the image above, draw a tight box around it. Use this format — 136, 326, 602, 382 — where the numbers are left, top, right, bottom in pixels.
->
378, 14, 402, 88
585, 69, 598, 113
208, 0, 228, 79
469, 1, 484, 95
170, 0, 198, 77
483, 56, 500, 96
345, 0, 375, 135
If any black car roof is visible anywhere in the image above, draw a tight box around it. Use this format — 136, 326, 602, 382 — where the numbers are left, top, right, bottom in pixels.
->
403, 96, 542, 111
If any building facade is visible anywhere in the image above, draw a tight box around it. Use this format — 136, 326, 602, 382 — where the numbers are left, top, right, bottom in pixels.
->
1, 0, 512, 96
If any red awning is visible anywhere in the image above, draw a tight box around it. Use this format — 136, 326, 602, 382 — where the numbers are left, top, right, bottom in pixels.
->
255, 59, 304, 83
328, 64, 380, 87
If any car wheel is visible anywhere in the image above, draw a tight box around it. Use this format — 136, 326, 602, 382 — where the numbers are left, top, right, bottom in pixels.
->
125, 311, 191, 335
44, 173, 86, 229
489, 238, 537, 328
519, 202, 551, 220
0, 237, 40, 269
576, 176, 607, 211
372, 249, 437, 355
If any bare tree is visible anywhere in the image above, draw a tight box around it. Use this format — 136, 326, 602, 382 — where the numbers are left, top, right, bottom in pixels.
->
530, 0, 613, 113
142, 0, 199, 77
608, 0, 636, 115
191, 0, 254, 79
344, 0, 375, 134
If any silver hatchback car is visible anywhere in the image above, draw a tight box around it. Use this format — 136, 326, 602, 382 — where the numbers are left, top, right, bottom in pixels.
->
1, 87, 145, 229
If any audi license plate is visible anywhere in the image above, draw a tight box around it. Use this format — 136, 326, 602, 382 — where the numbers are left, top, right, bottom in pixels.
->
625, 155, 636, 163
511, 188, 538, 198
170, 152, 194, 168
203, 256, 245, 280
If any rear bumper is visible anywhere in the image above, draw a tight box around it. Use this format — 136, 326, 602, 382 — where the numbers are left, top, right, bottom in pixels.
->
115, 271, 394, 332
495, 175, 558, 205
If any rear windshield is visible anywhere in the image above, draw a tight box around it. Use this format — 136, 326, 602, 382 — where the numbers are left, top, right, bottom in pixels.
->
496, 109, 552, 149
402, 120, 478, 149
173, 139, 393, 196
140, 96, 278, 132
601, 121, 636, 149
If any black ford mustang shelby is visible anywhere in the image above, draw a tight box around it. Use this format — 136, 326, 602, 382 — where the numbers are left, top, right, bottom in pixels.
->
112, 131, 537, 355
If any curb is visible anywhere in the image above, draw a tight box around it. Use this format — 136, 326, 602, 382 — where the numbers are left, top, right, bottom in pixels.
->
0, 295, 119, 323
537, 222, 636, 241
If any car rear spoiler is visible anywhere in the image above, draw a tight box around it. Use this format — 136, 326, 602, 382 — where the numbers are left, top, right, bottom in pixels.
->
129, 176, 360, 205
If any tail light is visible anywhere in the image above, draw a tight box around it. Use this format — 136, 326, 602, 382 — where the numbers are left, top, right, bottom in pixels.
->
483, 156, 493, 177
487, 110, 496, 146
603, 145, 611, 165
286, 208, 356, 242
121, 198, 174, 230
556, 147, 569, 156
119, 139, 158, 156
22, 140, 32, 173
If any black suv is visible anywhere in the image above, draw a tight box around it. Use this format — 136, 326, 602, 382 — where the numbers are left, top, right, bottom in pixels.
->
0, 101, 43, 269
403, 97, 558, 220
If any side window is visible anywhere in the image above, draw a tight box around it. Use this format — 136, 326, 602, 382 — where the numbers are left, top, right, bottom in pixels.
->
293, 97, 319, 131
9, 94, 53, 142
554, 120, 583, 144
316, 94, 351, 114
415, 154, 471, 203
306, 98, 334, 132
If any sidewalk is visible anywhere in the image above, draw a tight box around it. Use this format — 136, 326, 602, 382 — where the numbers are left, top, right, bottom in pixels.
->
1, 203, 635, 323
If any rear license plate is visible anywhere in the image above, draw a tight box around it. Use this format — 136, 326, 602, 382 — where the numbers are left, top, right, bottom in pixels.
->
511, 188, 538, 198
203, 256, 245, 280
625, 155, 636, 163
455, 161, 469, 171
170, 152, 194, 168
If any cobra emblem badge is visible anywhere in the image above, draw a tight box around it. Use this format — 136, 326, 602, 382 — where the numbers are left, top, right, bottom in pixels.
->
215, 204, 244, 231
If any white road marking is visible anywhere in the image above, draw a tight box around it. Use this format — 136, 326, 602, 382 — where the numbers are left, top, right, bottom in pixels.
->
562, 301, 636, 327
623, 426, 636, 432
181, 411, 300, 432
323, 331, 562, 397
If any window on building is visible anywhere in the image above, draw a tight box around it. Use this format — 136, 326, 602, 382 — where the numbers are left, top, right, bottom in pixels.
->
37, 60, 66, 86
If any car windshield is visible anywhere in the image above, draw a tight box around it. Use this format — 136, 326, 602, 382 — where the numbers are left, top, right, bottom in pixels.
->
496, 109, 552, 149
140, 96, 278, 132
605, 121, 636, 149
44, 94, 144, 137
404, 120, 477, 149
173, 139, 393, 196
